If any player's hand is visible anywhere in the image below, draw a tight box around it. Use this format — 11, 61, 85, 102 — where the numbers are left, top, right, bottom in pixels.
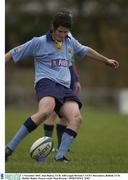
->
105, 59, 119, 69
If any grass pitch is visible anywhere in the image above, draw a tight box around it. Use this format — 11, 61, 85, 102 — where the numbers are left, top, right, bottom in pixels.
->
5, 107, 128, 173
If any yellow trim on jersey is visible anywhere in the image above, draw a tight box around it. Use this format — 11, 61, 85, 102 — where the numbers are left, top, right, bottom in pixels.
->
52, 34, 62, 53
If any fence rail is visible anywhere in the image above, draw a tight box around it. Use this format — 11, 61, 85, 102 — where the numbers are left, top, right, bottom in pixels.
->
6, 87, 128, 115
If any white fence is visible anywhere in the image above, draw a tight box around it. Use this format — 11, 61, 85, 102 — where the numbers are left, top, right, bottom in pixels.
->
6, 87, 128, 115
118, 89, 128, 115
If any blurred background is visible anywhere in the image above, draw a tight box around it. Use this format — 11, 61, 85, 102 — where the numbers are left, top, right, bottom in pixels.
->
5, 0, 128, 114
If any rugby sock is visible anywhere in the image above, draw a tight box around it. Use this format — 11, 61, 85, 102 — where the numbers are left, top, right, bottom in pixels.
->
43, 124, 54, 137
55, 128, 77, 160
7, 117, 37, 151
36, 156, 47, 163
56, 124, 66, 149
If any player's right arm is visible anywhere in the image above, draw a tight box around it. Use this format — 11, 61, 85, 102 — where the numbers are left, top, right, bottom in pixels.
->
5, 52, 12, 63
5, 37, 42, 64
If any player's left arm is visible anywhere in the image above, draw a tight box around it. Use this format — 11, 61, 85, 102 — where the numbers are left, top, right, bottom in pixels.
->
87, 47, 119, 69
71, 36, 119, 68
74, 81, 81, 96
72, 65, 81, 95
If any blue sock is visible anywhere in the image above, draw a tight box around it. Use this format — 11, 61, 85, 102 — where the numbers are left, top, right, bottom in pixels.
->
7, 117, 37, 151
36, 156, 47, 163
7, 125, 29, 150
55, 128, 77, 160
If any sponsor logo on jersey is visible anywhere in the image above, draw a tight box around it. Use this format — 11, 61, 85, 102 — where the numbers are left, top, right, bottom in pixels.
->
51, 59, 69, 68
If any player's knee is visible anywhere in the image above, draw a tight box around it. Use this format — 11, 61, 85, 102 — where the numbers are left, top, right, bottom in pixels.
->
38, 110, 52, 122
75, 114, 82, 125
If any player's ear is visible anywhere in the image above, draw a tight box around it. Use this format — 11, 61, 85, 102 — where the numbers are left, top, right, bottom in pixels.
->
50, 23, 57, 32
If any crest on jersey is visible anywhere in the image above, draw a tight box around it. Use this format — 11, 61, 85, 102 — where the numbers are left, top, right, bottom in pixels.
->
68, 48, 73, 54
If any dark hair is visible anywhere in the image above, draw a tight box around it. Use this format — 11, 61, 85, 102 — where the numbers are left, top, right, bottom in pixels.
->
52, 9, 72, 30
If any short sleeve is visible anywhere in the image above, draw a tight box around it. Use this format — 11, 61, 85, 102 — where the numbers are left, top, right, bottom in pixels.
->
10, 37, 39, 63
71, 37, 89, 58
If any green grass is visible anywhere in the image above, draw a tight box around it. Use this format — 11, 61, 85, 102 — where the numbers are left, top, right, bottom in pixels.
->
5, 107, 128, 173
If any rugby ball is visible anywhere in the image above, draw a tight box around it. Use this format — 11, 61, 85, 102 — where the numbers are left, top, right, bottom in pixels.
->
30, 136, 53, 159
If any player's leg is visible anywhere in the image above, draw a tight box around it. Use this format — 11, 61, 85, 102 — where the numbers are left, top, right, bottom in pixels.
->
43, 111, 56, 137
5, 97, 55, 161
55, 101, 82, 161
43, 112, 67, 151
56, 117, 67, 149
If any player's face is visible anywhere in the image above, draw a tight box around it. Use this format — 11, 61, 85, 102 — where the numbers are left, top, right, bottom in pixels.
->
53, 26, 69, 42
